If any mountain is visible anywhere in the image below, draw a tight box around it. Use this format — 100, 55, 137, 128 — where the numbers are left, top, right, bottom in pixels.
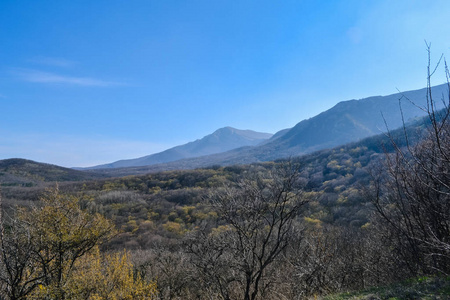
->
258, 83, 448, 157
86, 83, 448, 176
87, 127, 273, 169
0, 158, 108, 185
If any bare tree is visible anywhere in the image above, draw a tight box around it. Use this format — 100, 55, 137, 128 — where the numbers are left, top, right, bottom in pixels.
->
0, 188, 46, 300
186, 163, 308, 300
373, 45, 450, 275
0, 217, 44, 300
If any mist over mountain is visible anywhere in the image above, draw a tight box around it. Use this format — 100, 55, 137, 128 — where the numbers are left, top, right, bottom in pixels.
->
86, 127, 273, 169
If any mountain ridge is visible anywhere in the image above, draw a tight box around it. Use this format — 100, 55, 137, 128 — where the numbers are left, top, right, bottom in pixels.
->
85, 127, 273, 169
84, 83, 448, 174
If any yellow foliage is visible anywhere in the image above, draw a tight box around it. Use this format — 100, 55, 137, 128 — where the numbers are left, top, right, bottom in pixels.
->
327, 160, 341, 170
147, 211, 159, 221
304, 217, 322, 228
361, 222, 371, 229
17, 187, 116, 299
162, 221, 185, 236
33, 247, 158, 300
180, 205, 196, 215
210, 224, 233, 237
139, 220, 155, 231
193, 211, 208, 220
102, 181, 126, 191
208, 211, 218, 219
123, 219, 139, 233
337, 196, 347, 204
150, 186, 161, 194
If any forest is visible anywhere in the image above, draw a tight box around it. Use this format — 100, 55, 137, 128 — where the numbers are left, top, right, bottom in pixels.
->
0, 75, 449, 299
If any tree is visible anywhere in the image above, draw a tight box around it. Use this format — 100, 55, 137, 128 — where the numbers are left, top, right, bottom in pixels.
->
47, 247, 158, 300
0, 193, 41, 300
373, 45, 450, 275
0, 186, 115, 299
186, 163, 308, 300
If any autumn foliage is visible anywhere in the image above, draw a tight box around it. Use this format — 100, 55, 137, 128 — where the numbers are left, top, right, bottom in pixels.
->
0, 187, 157, 300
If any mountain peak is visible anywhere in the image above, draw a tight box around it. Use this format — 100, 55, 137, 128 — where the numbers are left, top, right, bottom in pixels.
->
86, 127, 273, 169
212, 127, 273, 140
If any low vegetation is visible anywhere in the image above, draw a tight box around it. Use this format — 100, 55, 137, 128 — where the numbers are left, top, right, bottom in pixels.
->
322, 276, 450, 300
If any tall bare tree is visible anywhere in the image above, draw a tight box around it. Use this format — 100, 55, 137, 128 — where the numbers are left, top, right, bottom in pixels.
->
373, 45, 450, 275
187, 163, 308, 300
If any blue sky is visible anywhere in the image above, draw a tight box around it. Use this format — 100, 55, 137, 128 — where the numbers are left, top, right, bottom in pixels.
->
1, 0, 450, 167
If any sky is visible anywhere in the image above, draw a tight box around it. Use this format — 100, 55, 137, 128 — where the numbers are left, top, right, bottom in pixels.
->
1, 0, 450, 167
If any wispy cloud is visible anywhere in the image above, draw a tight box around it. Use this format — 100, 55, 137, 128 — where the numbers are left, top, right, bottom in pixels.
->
13, 68, 123, 87
28, 56, 77, 68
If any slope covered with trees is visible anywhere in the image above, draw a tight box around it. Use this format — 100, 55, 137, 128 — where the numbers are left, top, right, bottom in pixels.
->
0, 158, 108, 185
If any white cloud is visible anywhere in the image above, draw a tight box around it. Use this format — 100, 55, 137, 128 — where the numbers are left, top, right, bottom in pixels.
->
28, 56, 77, 68
12, 68, 123, 87
0, 132, 172, 168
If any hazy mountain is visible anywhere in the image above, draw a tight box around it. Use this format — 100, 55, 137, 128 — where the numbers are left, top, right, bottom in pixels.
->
215, 83, 448, 160
87, 83, 448, 176
87, 127, 273, 169
258, 83, 448, 157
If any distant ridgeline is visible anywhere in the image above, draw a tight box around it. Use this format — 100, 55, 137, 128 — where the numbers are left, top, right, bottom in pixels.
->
81, 83, 448, 175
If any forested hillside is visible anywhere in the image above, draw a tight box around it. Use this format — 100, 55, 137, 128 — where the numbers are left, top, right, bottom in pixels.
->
0, 158, 107, 184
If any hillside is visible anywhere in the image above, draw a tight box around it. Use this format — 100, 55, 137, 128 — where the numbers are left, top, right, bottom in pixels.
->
0, 158, 108, 186
86, 127, 272, 169
322, 276, 450, 300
